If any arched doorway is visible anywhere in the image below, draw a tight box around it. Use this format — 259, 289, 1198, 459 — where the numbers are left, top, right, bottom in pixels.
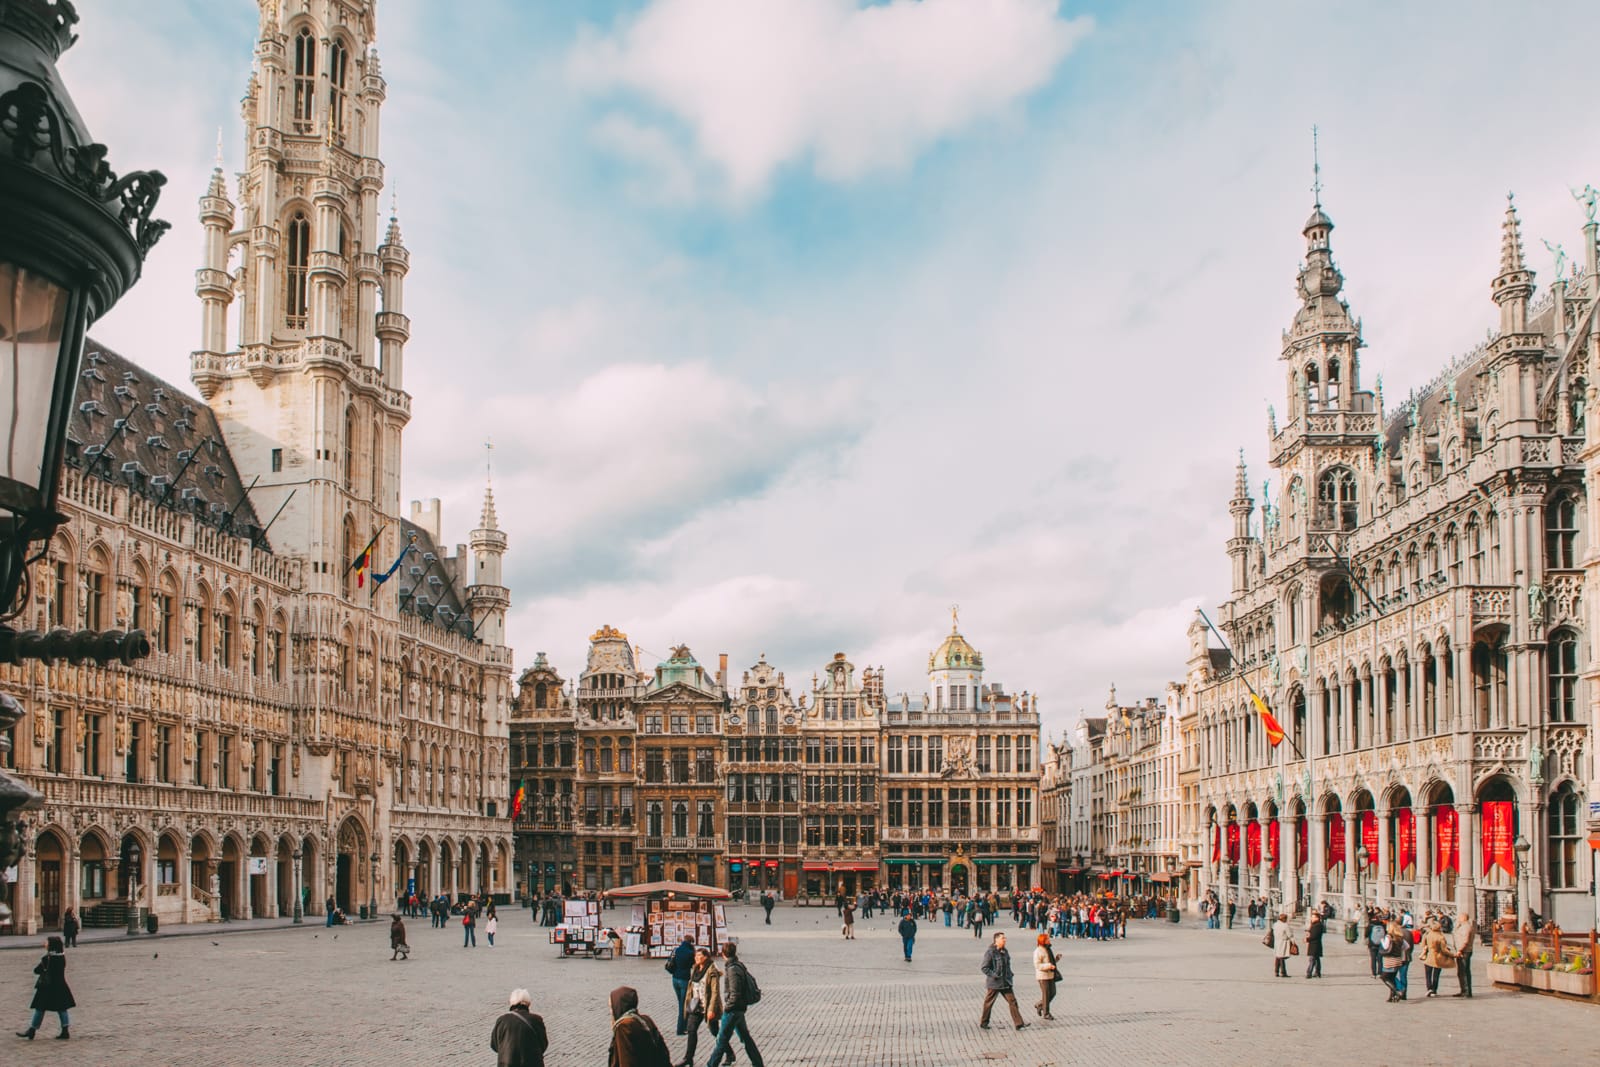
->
439, 839, 455, 903
117, 831, 146, 904
250, 835, 272, 918
950, 861, 968, 895
78, 831, 109, 918
220, 836, 244, 920
300, 834, 321, 916
478, 841, 490, 895
35, 830, 65, 927
156, 832, 182, 913
335, 817, 367, 915
416, 839, 433, 899
673, 866, 689, 883
1476, 775, 1520, 922
190, 834, 215, 916
276, 836, 295, 917
393, 838, 412, 907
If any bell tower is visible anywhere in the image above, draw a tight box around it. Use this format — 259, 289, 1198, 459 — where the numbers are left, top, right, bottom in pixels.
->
191, 0, 410, 591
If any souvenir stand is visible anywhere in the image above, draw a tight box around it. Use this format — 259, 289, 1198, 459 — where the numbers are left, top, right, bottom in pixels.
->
549, 897, 609, 958
602, 881, 733, 959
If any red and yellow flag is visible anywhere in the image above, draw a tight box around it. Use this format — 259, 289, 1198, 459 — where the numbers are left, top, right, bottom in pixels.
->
1251, 693, 1286, 747
511, 781, 527, 821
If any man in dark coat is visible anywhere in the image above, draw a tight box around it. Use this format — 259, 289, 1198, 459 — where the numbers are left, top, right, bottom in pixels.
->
666, 935, 696, 1035
898, 911, 918, 961
760, 892, 774, 925
490, 988, 548, 1067
16, 936, 74, 1040
389, 914, 409, 961
979, 931, 1028, 1031
608, 986, 672, 1067
706, 943, 764, 1067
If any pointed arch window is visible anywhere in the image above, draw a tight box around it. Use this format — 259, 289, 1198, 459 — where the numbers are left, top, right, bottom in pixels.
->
156, 572, 178, 654
1304, 363, 1321, 413
1547, 628, 1578, 722
83, 547, 108, 630
285, 211, 310, 329
1316, 467, 1358, 530
1466, 516, 1484, 583
292, 27, 316, 134
370, 420, 383, 503
671, 801, 688, 839
328, 38, 350, 143
1546, 491, 1578, 569
1445, 526, 1461, 584
343, 406, 356, 493
195, 588, 212, 665
1326, 357, 1341, 409
1548, 783, 1581, 889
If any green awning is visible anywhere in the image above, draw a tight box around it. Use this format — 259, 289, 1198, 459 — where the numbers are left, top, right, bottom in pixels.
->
885, 857, 942, 864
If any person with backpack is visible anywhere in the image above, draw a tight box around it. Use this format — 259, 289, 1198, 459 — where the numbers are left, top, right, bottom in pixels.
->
705, 942, 765, 1067
462, 905, 477, 948
760, 892, 774, 926
491, 988, 549, 1067
666, 935, 696, 1036
898, 911, 918, 962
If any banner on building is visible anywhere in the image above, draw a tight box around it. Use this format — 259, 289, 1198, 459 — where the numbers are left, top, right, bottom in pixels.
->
1435, 805, 1459, 874
1226, 821, 1241, 864
1211, 823, 1220, 864
1482, 800, 1515, 877
1327, 813, 1346, 867
1396, 808, 1416, 874
1296, 816, 1307, 870
1246, 820, 1262, 868
1267, 818, 1280, 869
1359, 810, 1379, 867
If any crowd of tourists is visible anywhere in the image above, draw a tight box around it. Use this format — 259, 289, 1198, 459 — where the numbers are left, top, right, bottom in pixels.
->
835, 886, 1163, 943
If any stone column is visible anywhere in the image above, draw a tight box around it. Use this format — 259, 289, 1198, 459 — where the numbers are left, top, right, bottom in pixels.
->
1280, 813, 1298, 913
64, 839, 81, 927
1457, 802, 1478, 919
1415, 805, 1433, 904
179, 846, 193, 925
13, 843, 38, 935
207, 860, 221, 924
1342, 812, 1357, 917
1376, 806, 1391, 909
1256, 819, 1271, 910
1309, 812, 1326, 911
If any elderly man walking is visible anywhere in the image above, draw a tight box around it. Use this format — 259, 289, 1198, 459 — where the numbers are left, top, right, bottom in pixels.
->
490, 988, 549, 1067
978, 932, 1029, 1031
1452, 911, 1476, 998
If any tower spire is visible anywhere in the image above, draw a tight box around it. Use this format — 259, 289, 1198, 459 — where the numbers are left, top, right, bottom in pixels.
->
1492, 192, 1535, 334
1498, 191, 1526, 276
1311, 124, 1322, 209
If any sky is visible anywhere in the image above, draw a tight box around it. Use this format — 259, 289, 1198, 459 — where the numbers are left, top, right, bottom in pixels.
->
63, 0, 1600, 742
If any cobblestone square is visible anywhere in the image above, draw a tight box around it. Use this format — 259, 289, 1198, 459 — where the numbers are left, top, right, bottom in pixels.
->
1, 906, 1592, 1066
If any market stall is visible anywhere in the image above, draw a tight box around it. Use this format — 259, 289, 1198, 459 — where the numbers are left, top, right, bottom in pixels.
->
602, 881, 733, 958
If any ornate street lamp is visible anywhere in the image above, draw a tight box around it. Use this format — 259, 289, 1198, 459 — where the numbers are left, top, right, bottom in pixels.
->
291, 849, 303, 924
369, 850, 379, 920
0, 0, 168, 926
1513, 834, 1532, 930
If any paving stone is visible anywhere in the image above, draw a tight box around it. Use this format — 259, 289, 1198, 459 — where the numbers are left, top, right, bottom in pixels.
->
0, 905, 1589, 1064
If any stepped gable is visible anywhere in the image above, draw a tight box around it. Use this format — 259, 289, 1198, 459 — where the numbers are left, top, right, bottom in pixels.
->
63, 338, 267, 546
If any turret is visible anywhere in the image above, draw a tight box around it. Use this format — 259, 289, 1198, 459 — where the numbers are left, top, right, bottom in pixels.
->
1491, 193, 1534, 335
377, 206, 410, 388
467, 478, 509, 647
193, 141, 235, 397
1227, 450, 1254, 594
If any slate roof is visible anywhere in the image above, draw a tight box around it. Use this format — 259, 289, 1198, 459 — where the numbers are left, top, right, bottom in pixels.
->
393, 519, 475, 638
64, 339, 268, 546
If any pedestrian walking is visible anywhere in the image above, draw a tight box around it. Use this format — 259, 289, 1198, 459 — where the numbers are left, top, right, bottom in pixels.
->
1379, 921, 1406, 1002
1303, 911, 1323, 978
608, 986, 672, 1067
898, 911, 917, 962
60, 909, 78, 949
760, 892, 774, 926
1420, 919, 1454, 997
1032, 933, 1060, 1020
705, 942, 764, 1067
463, 906, 477, 948
841, 899, 855, 940
1367, 912, 1386, 978
666, 935, 696, 1036
971, 900, 985, 940
1452, 911, 1475, 997
978, 932, 1029, 1031
1269, 914, 1292, 978
390, 914, 409, 961
15, 936, 74, 1041
1226, 897, 1237, 929
486, 913, 498, 947
326, 895, 337, 927
491, 988, 549, 1067
678, 947, 735, 1067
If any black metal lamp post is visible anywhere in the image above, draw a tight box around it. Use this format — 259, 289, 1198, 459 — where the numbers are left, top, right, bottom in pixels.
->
369, 850, 378, 920
0, 0, 169, 926
291, 849, 303, 924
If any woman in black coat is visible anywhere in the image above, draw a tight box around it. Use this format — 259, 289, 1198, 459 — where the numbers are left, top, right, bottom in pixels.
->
16, 935, 74, 1041
1303, 913, 1325, 979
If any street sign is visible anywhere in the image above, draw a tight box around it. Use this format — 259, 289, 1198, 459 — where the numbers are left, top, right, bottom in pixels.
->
407, 877, 416, 896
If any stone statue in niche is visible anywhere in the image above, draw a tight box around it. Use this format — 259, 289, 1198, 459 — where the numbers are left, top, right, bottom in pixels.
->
1528, 583, 1546, 623
1529, 744, 1544, 784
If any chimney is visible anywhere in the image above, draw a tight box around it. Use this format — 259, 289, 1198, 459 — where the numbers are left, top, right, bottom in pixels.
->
718, 653, 728, 687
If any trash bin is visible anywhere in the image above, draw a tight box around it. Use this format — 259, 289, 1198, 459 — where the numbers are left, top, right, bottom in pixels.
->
359, 905, 370, 921
146, 913, 159, 934
1167, 906, 1181, 923
1344, 920, 1359, 943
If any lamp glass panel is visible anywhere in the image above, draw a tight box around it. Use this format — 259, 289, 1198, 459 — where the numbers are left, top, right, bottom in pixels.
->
0, 263, 70, 516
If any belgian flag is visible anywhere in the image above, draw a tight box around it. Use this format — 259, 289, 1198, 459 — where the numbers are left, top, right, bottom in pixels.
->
346, 527, 383, 587
1252, 694, 1286, 747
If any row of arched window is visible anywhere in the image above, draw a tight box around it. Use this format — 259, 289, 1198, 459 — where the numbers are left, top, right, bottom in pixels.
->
291, 26, 352, 140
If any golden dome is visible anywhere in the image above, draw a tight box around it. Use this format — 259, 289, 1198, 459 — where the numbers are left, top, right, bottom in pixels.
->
929, 612, 983, 671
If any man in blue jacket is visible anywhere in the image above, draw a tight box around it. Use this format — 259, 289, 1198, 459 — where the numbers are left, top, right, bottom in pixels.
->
666, 935, 696, 1035
897, 911, 918, 962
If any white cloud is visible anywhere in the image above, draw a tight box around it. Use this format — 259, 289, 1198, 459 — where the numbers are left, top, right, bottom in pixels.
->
571, 0, 1091, 198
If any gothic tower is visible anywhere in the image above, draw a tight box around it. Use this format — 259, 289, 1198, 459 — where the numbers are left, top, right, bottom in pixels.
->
467, 480, 509, 647
191, 0, 409, 592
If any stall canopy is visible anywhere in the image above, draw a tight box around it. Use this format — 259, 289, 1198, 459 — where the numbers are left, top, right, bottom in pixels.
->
602, 880, 733, 901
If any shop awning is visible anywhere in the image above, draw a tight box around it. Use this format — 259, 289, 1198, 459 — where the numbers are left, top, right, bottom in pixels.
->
1147, 872, 1173, 883
834, 863, 879, 871
885, 857, 942, 864
801, 863, 830, 871
1059, 867, 1082, 874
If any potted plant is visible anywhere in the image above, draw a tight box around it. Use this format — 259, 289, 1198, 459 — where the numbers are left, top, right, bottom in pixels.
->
1488, 946, 1528, 987
1549, 954, 1596, 997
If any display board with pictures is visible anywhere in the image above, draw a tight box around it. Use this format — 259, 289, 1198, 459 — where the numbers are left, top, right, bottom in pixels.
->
644, 898, 723, 956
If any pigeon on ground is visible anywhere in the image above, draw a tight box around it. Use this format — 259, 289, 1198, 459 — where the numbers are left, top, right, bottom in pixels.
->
210, 941, 219, 946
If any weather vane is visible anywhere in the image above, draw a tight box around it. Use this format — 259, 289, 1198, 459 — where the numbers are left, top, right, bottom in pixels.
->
1311, 124, 1322, 207
485, 437, 493, 484
951, 603, 960, 631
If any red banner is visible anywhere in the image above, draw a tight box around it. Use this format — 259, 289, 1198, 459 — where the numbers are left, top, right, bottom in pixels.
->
1396, 808, 1416, 874
1360, 810, 1379, 867
1327, 814, 1347, 867
1435, 805, 1459, 874
1226, 821, 1241, 864
1267, 818, 1280, 869
1296, 816, 1307, 870
1482, 800, 1515, 877
1246, 821, 1262, 867
1212, 823, 1220, 863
